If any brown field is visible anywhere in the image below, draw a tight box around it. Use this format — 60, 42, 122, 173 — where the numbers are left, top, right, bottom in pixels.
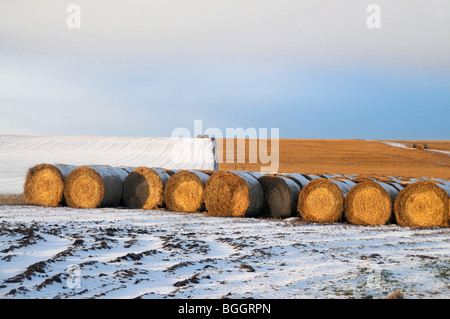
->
0, 194, 26, 205
217, 139, 450, 180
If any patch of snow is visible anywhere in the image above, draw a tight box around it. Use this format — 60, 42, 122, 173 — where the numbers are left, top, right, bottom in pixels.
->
379, 141, 411, 149
428, 149, 450, 156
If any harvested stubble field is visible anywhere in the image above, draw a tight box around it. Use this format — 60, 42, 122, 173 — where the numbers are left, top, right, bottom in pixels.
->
217, 139, 450, 180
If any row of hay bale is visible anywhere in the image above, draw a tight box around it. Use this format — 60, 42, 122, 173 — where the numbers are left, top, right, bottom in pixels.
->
23, 164, 212, 211
23, 164, 450, 228
205, 171, 450, 228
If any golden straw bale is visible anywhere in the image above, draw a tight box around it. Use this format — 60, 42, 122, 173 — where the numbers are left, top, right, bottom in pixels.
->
351, 174, 374, 183
345, 180, 399, 225
163, 169, 179, 176
164, 170, 210, 213
394, 181, 449, 227
198, 170, 215, 176
64, 165, 129, 208
298, 178, 354, 223
204, 171, 264, 217
277, 173, 311, 189
24, 164, 78, 207
373, 176, 394, 184
123, 167, 170, 210
257, 175, 301, 218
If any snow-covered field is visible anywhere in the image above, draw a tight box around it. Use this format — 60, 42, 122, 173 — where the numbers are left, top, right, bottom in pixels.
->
1, 205, 448, 299
0, 135, 217, 194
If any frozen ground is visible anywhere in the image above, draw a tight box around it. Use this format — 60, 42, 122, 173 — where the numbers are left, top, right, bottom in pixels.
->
0, 205, 449, 299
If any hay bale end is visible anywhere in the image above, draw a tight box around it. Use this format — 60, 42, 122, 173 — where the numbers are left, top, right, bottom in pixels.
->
64, 165, 129, 208
204, 171, 264, 217
164, 170, 210, 213
24, 164, 78, 207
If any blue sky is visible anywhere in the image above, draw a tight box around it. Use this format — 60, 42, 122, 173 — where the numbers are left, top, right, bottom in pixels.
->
1, 1, 449, 140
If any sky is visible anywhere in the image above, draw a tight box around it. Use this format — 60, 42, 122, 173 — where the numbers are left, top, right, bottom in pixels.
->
0, 0, 449, 140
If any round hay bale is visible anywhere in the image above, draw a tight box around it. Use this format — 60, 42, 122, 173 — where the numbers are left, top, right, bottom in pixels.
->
163, 169, 179, 176
305, 174, 321, 180
345, 180, 399, 225
394, 181, 449, 227
351, 174, 373, 183
122, 167, 170, 210
64, 166, 129, 208
204, 171, 264, 217
279, 173, 311, 189
24, 164, 78, 207
374, 176, 394, 184
246, 171, 266, 179
199, 170, 215, 176
334, 178, 357, 188
298, 178, 354, 223
394, 180, 413, 189
321, 174, 344, 179
388, 182, 405, 192
120, 166, 137, 174
164, 170, 210, 212
258, 175, 301, 218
